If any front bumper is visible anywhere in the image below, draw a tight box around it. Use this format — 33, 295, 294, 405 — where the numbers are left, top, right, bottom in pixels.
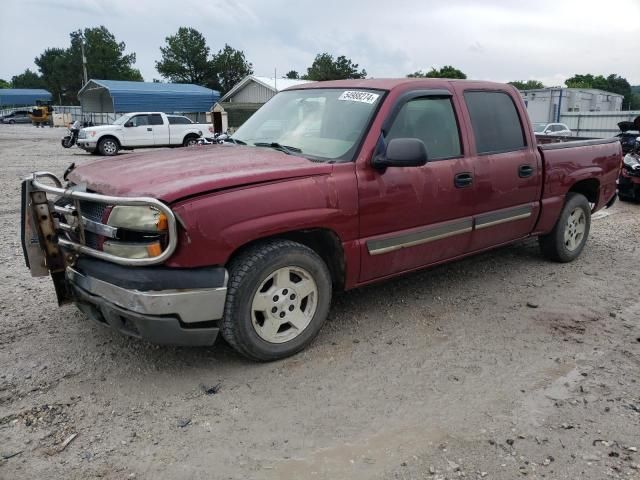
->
77, 140, 97, 151
67, 258, 228, 346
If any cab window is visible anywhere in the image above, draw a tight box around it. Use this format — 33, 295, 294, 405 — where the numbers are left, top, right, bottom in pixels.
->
386, 97, 462, 160
129, 115, 150, 127
150, 114, 164, 125
464, 91, 526, 154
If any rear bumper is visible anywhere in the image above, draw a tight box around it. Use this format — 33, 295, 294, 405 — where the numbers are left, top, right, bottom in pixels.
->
67, 259, 228, 346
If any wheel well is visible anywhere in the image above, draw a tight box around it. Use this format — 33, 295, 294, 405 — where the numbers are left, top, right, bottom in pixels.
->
183, 133, 199, 142
228, 229, 346, 291
568, 178, 599, 204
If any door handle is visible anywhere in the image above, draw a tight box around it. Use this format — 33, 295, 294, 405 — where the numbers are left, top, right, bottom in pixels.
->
518, 164, 534, 178
147, 127, 153, 131
454, 172, 473, 188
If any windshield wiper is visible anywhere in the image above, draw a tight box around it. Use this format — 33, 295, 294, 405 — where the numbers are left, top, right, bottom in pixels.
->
253, 142, 302, 155
224, 137, 246, 145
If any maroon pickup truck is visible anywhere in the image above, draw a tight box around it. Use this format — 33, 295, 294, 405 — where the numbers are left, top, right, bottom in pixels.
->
21, 79, 621, 361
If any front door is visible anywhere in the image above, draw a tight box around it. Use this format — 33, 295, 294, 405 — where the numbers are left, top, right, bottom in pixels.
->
357, 92, 476, 282
122, 114, 155, 146
455, 87, 542, 251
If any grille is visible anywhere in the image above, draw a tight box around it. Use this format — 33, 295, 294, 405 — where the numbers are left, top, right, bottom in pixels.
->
78, 200, 108, 248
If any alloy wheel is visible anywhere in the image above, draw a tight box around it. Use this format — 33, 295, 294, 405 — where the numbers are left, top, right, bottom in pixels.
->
250, 266, 318, 344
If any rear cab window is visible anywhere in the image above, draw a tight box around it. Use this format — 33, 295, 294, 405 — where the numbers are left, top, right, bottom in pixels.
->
168, 116, 193, 125
150, 114, 164, 125
463, 91, 526, 154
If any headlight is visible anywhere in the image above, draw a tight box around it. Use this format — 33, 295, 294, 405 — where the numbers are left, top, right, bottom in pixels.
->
78, 130, 87, 139
107, 206, 168, 232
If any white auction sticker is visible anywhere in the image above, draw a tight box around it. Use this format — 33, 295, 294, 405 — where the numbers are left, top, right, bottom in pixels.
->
338, 90, 380, 104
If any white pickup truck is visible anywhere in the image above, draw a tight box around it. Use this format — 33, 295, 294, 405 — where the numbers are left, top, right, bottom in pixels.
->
77, 112, 213, 156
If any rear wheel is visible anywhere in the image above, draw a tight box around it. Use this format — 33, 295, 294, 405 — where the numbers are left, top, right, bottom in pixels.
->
9, 120, 15, 124
539, 192, 591, 262
98, 137, 119, 156
221, 240, 332, 361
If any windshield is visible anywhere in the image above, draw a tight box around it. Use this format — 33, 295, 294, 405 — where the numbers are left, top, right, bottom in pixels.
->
112, 114, 131, 126
533, 123, 548, 133
232, 88, 383, 161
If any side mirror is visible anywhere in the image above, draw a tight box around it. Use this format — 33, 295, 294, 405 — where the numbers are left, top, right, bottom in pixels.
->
124, 121, 133, 128
373, 138, 428, 170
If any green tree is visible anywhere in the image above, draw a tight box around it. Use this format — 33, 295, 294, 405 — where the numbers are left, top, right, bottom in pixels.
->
210, 44, 253, 94
35, 48, 70, 104
10, 69, 45, 88
156, 27, 213, 85
68, 27, 142, 83
0, 79, 10, 88
285, 70, 299, 79
565, 74, 607, 89
302, 53, 366, 81
407, 65, 466, 79
509, 80, 545, 90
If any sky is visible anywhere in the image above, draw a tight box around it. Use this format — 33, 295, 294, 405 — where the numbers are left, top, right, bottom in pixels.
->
1, 0, 639, 87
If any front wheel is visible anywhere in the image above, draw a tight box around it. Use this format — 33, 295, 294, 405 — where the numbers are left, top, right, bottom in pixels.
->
98, 137, 119, 156
183, 135, 199, 147
61, 136, 73, 148
221, 240, 332, 361
539, 192, 591, 262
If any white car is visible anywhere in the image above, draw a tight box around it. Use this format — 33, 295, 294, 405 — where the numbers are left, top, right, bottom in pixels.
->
77, 112, 213, 156
533, 122, 572, 136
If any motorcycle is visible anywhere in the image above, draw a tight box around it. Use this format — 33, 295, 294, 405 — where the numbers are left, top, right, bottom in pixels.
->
618, 135, 640, 202
61, 120, 81, 149
617, 115, 640, 154
197, 131, 229, 145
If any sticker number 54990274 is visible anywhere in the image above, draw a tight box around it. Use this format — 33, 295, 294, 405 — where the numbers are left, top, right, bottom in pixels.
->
338, 91, 380, 104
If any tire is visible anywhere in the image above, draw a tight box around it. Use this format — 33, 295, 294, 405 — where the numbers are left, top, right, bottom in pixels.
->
98, 137, 119, 156
9, 120, 15, 124
221, 239, 332, 361
539, 192, 591, 262
61, 136, 72, 148
183, 135, 198, 147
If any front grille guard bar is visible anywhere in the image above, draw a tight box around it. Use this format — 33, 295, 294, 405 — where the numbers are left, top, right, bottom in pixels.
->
27, 171, 178, 267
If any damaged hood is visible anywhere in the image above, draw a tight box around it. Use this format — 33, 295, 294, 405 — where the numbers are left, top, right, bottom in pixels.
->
68, 145, 333, 203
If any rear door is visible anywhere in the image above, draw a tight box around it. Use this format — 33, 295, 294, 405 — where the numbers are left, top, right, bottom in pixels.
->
121, 114, 154, 146
455, 87, 542, 251
357, 90, 476, 282
150, 114, 170, 145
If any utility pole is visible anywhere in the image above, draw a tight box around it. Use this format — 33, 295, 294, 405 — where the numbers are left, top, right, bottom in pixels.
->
80, 34, 88, 85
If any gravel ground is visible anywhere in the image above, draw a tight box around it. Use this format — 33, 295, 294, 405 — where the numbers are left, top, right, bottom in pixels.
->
0, 124, 639, 480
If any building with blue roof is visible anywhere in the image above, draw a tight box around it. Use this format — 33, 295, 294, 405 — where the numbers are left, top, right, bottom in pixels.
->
78, 79, 220, 114
0, 89, 52, 108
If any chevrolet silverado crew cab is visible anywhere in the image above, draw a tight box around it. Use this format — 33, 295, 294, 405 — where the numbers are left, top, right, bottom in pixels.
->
21, 79, 621, 361
76, 112, 212, 155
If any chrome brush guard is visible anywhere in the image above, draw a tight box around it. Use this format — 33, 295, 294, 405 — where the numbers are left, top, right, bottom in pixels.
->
21, 171, 178, 281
